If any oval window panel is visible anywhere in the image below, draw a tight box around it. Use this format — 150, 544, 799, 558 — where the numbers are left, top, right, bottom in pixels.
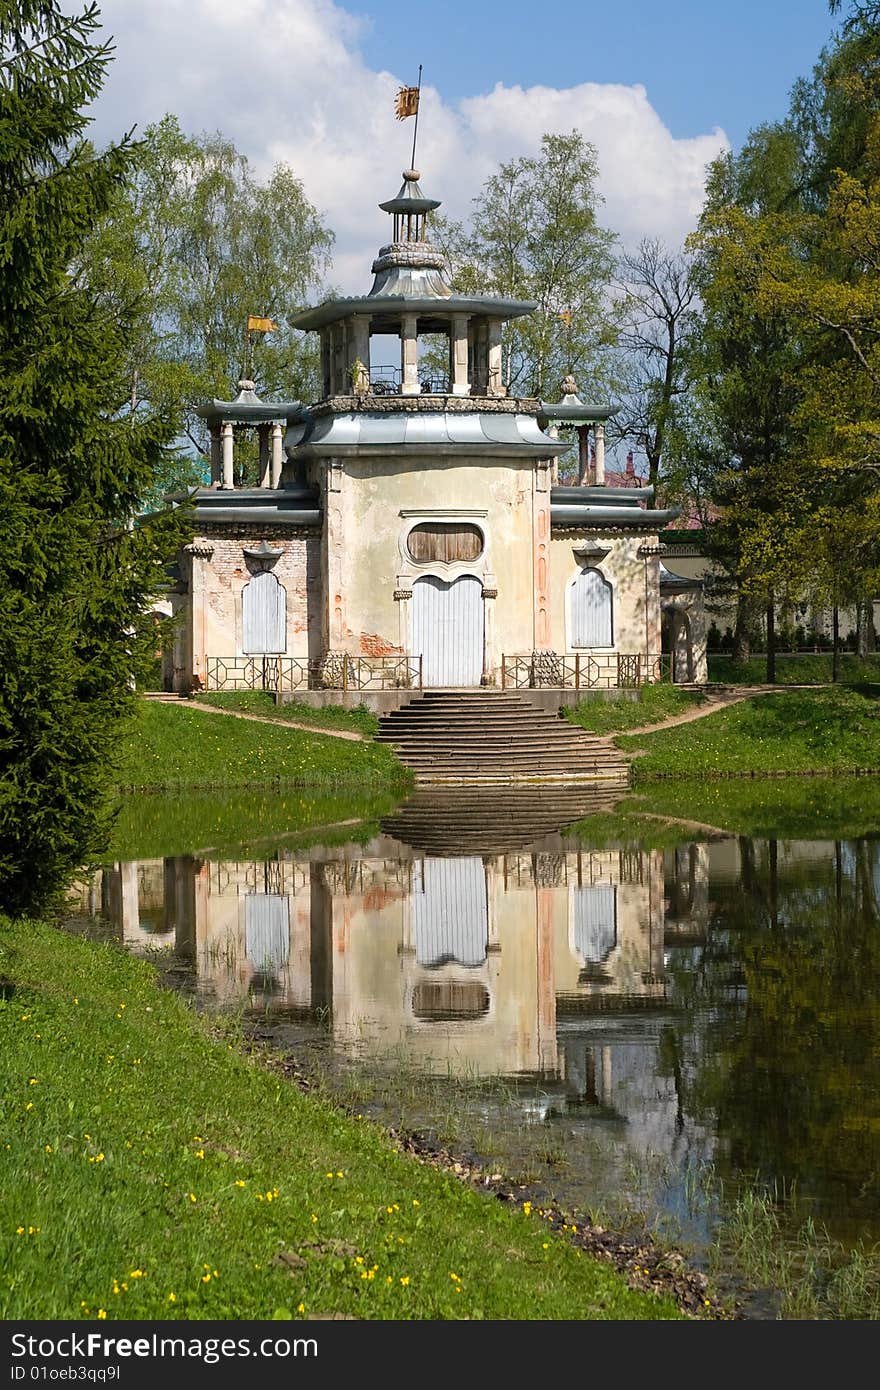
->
407, 522, 483, 564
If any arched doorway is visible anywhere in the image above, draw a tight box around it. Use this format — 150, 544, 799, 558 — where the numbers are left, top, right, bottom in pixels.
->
411, 574, 484, 686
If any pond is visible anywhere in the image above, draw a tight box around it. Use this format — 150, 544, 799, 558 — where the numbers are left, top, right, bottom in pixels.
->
65, 781, 880, 1319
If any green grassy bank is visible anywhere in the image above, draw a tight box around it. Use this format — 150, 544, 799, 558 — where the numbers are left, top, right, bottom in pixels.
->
707, 653, 880, 685
617, 687, 880, 778
0, 919, 686, 1322
115, 702, 408, 794
193, 691, 379, 737
564, 682, 704, 734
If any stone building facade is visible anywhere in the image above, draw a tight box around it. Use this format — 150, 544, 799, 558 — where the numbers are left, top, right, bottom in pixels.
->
164, 168, 706, 701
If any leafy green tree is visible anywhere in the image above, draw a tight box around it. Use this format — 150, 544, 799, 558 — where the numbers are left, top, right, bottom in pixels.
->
433, 131, 618, 401
0, 1, 190, 914
688, 141, 807, 679
80, 113, 334, 482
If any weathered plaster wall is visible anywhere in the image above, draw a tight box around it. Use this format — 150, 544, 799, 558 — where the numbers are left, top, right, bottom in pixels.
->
324, 455, 541, 669
178, 530, 322, 691
548, 531, 662, 663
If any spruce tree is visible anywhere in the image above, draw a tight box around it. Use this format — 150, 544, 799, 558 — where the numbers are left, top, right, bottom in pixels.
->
0, 2, 189, 914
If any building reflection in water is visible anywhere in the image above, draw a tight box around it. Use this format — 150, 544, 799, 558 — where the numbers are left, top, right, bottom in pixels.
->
69, 793, 711, 1100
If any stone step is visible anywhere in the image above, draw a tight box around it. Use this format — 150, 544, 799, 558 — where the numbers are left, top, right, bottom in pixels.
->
376, 690, 628, 787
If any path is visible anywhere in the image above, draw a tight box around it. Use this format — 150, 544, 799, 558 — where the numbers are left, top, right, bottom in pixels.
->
593, 683, 828, 760
141, 692, 368, 742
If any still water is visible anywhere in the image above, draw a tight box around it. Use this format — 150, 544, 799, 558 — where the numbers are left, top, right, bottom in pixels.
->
66, 785, 880, 1313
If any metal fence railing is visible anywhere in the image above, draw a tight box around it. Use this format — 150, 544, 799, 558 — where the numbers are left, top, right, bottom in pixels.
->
204, 655, 423, 694
500, 652, 669, 690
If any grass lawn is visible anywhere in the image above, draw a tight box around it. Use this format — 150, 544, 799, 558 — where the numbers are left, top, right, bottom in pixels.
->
564, 682, 704, 734
106, 786, 402, 862
707, 653, 880, 685
0, 919, 687, 1321
621, 775, 880, 840
620, 687, 880, 777
194, 691, 379, 737
113, 702, 408, 794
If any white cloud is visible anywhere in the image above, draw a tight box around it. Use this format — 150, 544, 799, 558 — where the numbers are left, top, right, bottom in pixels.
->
90, 0, 729, 294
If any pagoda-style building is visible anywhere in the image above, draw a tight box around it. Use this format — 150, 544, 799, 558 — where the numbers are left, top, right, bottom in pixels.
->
164, 166, 706, 699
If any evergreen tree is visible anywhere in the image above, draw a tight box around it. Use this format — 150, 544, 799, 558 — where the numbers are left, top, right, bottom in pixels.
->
0, 1, 190, 914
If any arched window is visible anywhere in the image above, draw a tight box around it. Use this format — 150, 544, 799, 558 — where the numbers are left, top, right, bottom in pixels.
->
242, 570, 286, 654
571, 568, 613, 648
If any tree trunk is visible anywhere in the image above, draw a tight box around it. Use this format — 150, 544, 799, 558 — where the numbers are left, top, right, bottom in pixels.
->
832, 605, 840, 683
765, 601, 776, 684
733, 594, 751, 666
857, 600, 876, 659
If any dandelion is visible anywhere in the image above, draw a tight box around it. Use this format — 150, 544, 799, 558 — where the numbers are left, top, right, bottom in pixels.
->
400, 1276, 410, 1286
522, 1201, 532, 1216
296, 1303, 304, 1314
188, 1193, 197, 1203
129, 1270, 144, 1279
234, 1179, 246, 1188
15, 1226, 24, 1235
412, 1199, 420, 1207
44, 1145, 52, 1154
195, 1150, 205, 1160
28, 1078, 38, 1086
168, 1293, 177, 1303
25, 1103, 33, 1111
542, 1243, 549, 1249
449, 1272, 460, 1283
97, 1311, 107, 1320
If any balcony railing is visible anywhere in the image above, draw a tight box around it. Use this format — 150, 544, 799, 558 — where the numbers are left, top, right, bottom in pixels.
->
203, 655, 422, 693
500, 652, 669, 690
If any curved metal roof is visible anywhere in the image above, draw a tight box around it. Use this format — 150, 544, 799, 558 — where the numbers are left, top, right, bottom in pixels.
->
551, 503, 681, 529
195, 381, 306, 426
284, 409, 568, 458
188, 485, 321, 527
378, 172, 441, 215
291, 292, 536, 333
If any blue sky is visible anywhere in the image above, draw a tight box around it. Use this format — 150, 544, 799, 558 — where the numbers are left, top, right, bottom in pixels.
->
355, 0, 841, 152
92, 0, 845, 290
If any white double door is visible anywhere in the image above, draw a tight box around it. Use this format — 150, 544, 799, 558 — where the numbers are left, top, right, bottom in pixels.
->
411, 574, 484, 687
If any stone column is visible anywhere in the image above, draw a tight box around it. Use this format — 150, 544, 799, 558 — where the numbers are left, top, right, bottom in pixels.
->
533, 462, 552, 650
209, 426, 221, 486
547, 425, 560, 486
221, 421, 234, 489
594, 422, 606, 485
401, 314, 419, 395
185, 542, 214, 692
487, 319, 505, 396
350, 315, 370, 389
482, 577, 497, 685
258, 424, 270, 488
451, 314, 470, 395
394, 582, 413, 678
270, 423, 283, 488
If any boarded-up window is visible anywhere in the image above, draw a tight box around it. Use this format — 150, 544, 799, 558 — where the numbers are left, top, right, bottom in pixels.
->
412, 981, 490, 1021
571, 568, 613, 647
570, 883, 617, 963
411, 857, 488, 967
242, 570, 286, 653
407, 522, 483, 564
245, 894, 290, 973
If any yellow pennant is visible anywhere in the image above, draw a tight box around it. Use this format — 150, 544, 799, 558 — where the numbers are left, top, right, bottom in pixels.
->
394, 86, 420, 120
247, 315, 278, 333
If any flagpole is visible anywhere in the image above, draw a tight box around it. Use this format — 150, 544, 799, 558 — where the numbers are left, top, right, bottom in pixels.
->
410, 64, 423, 169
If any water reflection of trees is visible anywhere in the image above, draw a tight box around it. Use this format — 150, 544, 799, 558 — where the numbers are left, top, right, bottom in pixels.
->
670, 838, 880, 1237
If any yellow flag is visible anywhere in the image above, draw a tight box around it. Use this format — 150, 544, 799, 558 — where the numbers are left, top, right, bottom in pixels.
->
247, 315, 278, 333
394, 86, 420, 120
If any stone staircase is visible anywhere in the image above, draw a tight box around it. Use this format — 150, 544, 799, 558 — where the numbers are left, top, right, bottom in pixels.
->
380, 785, 628, 854
375, 690, 630, 787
